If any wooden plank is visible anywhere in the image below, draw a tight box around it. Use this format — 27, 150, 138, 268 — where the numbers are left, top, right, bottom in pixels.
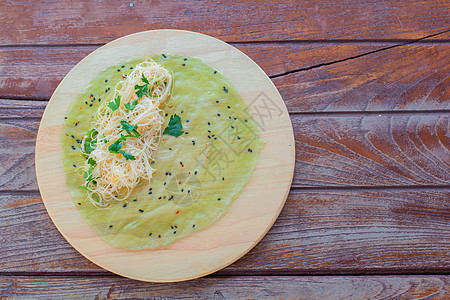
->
1, 43, 448, 113
1, 0, 449, 45
0, 112, 448, 191
1, 189, 448, 274
0, 275, 448, 299
0, 43, 388, 100
275, 44, 450, 112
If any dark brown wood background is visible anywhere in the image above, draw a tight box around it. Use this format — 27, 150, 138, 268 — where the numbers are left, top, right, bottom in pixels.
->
0, 0, 449, 298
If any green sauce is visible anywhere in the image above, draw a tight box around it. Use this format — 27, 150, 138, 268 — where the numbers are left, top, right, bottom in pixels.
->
61, 54, 263, 249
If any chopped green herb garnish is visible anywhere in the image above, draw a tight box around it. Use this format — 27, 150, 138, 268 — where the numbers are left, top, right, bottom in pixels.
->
125, 100, 139, 111
108, 136, 126, 153
107, 95, 121, 111
120, 120, 140, 137
83, 128, 98, 154
141, 74, 149, 84
163, 114, 184, 137
135, 75, 149, 98
119, 150, 136, 160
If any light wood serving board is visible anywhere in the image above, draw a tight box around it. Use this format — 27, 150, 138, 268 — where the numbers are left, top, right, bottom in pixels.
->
35, 30, 295, 282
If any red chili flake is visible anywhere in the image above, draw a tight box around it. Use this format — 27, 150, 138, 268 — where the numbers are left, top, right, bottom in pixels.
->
178, 181, 181, 184
80, 106, 82, 109
176, 210, 179, 214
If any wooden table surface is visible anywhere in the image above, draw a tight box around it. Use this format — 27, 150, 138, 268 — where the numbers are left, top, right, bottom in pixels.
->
0, 1, 449, 298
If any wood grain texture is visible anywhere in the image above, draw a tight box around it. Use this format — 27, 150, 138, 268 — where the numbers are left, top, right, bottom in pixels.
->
0, 275, 448, 299
1, 189, 448, 274
1, 0, 449, 45
0, 43, 387, 100
1, 43, 449, 113
276, 44, 450, 112
1, 112, 448, 191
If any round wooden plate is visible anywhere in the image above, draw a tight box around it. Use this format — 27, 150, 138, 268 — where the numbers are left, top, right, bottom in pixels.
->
35, 30, 295, 282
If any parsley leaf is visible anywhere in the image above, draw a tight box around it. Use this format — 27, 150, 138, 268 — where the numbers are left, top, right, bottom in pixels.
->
107, 95, 121, 111
124, 100, 139, 111
120, 120, 140, 137
108, 136, 126, 153
135, 83, 148, 98
163, 114, 184, 137
87, 157, 96, 166
141, 74, 149, 84
119, 150, 136, 160
83, 128, 98, 154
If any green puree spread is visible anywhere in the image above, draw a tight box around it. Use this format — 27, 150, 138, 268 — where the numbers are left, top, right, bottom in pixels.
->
61, 54, 263, 249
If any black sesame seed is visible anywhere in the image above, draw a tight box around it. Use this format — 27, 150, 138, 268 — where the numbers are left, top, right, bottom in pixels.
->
194, 171, 197, 175
214, 71, 217, 74
149, 233, 152, 236
139, 209, 144, 212
75, 122, 78, 126
169, 172, 172, 175
73, 164, 76, 168
64, 117, 68, 119
133, 199, 137, 202
185, 132, 189, 134
165, 113, 168, 116
158, 197, 161, 199
183, 58, 187, 61
130, 67, 133, 69
171, 226, 174, 229
231, 125, 234, 128
105, 80, 108, 83
208, 130, 211, 133
173, 231, 176, 234
248, 148, 253, 152
222, 177, 225, 181
216, 100, 219, 103
186, 120, 189, 122
149, 192, 152, 195
217, 198, 221, 201
85, 101, 88, 105
164, 182, 167, 185
123, 204, 127, 208
182, 63, 185, 66
78, 203, 81, 205
192, 140, 196, 145
71, 145, 76, 150
158, 235, 161, 238
121, 65, 124, 68
150, 188, 152, 191
237, 136, 241, 139
117, 69, 120, 72
89, 104, 93, 107
169, 148, 172, 150
71, 135, 75, 138
109, 225, 113, 228
208, 122, 211, 125
223, 87, 228, 93
192, 224, 196, 228
181, 189, 184, 192
217, 113, 220, 116
105, 89, 108, 93
227, 106, 230, 109
166, 172, 168, 175
162, 54, 167, 58
245, 119, 248, 122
